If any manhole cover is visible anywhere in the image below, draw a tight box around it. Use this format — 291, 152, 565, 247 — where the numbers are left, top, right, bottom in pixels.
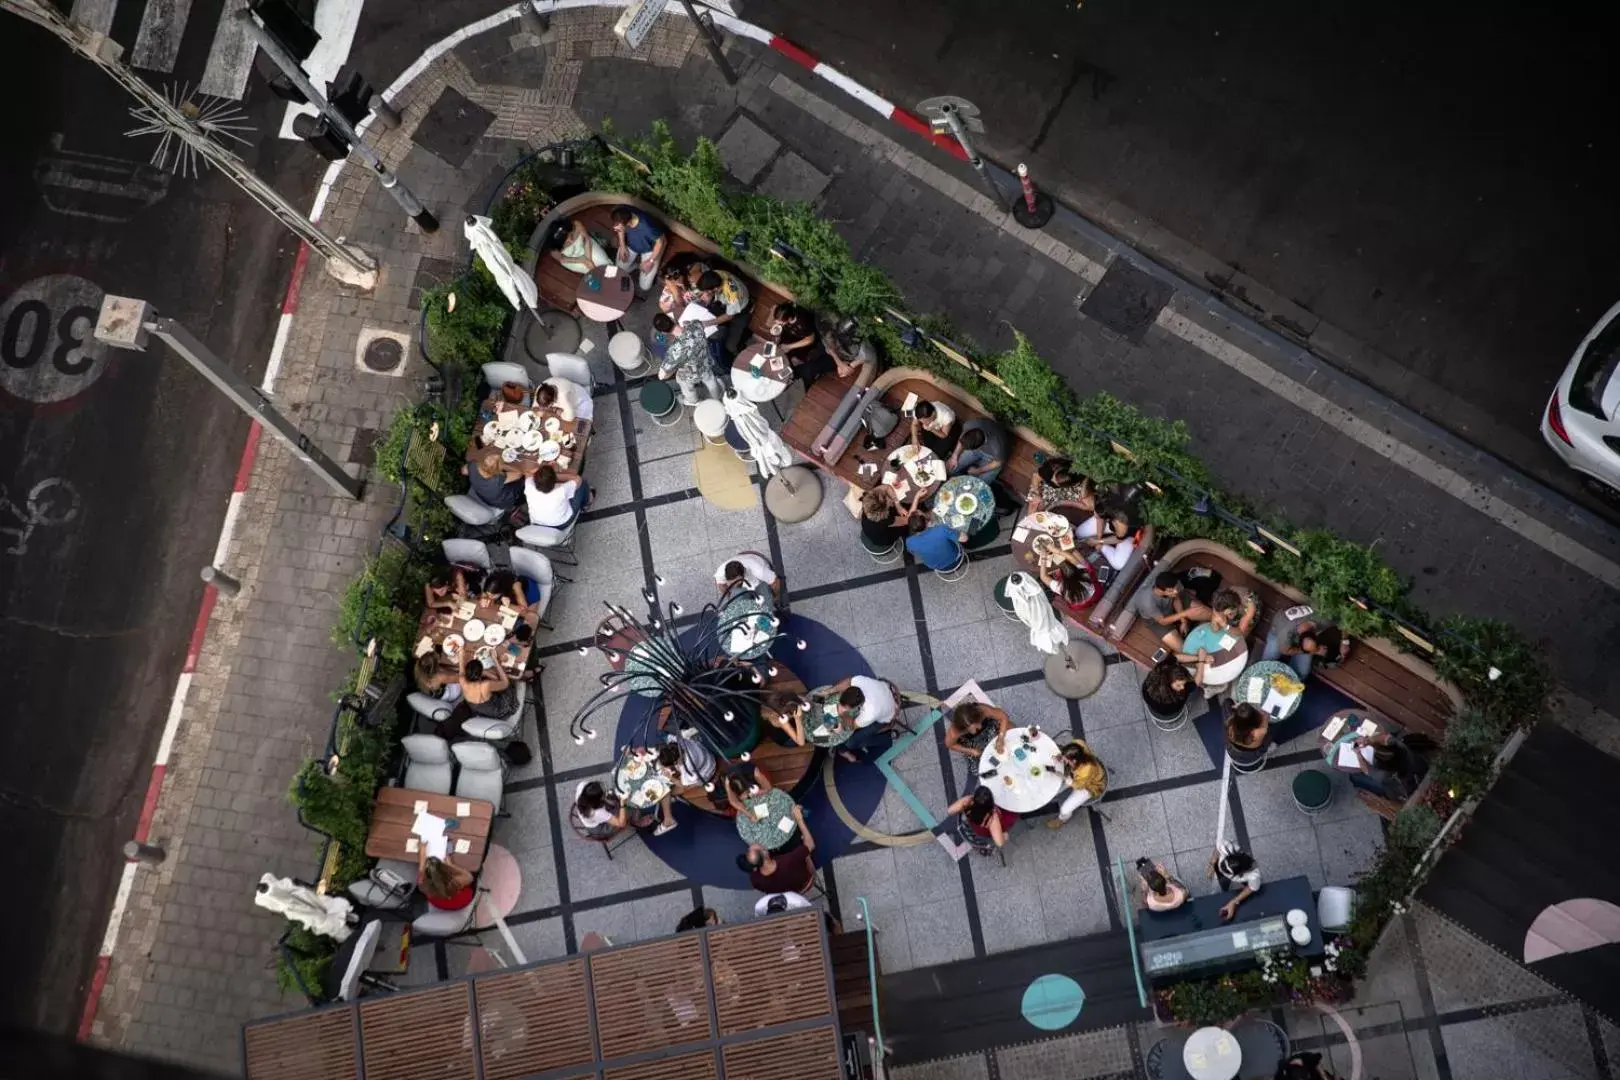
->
362, 337, 403, 372
1079, 259, 1176, 343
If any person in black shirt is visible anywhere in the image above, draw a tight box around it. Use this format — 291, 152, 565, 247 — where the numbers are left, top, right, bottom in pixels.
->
770, 302, 834, 386
859, 488, 919, 550
465, 446, 521, 510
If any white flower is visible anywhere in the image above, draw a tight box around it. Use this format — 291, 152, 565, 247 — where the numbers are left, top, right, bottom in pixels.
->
1325, 960, 1336, 972
1310, 966, 1323, 978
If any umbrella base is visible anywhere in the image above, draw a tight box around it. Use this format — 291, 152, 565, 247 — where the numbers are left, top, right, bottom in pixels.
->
524, 310, 583, 362
1044, 640, 1106, 699
764, 466, 823, 523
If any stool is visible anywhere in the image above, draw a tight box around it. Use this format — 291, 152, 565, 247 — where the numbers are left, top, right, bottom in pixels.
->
1292, 768, 1334, 815
608, 330, 651, 377
992, 574, 1020, 621
693, 399, 728, 445
861, 532, 901, 565
723, 422, 753, 461
639, 380, 682, 427
965, 517, 1001, 550
934, 551, 970, 581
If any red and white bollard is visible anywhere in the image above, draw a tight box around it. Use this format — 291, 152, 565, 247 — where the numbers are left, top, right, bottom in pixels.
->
1012, 162, 1055, 229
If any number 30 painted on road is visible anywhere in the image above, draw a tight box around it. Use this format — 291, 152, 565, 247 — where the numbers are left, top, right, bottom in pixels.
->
0, 274, 111, 405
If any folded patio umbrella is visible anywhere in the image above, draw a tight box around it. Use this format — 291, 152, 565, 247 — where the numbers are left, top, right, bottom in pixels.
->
1007, 571, 1070, 655
254, 873, 355, 942
464, 214, 538, 315
724, 391, 793, 477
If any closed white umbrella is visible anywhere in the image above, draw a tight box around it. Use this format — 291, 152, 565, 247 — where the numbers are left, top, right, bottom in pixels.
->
464, 214, 538, 314
723, 391, 793, 477
1007, 571, 1071, 655
254, 873, 354, 942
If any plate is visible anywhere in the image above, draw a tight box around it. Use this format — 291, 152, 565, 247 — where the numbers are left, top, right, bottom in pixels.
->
475, 645, 496, 665
641, 781, 667, 802
516, 411, 537, 431
482, 421, 500, 443
501, 447, 521, 463
483, 623, 506, 646
521, 430, 544, 452
626, 761, 647, 781
442, 634, 465, 658
536, 441, 561, 462
955, 493, 978, 516
464, 618, 487, 641
544, 416, 562, 434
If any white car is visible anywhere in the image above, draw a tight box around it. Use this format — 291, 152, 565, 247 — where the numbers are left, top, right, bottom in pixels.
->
1542, 298, 1620, 503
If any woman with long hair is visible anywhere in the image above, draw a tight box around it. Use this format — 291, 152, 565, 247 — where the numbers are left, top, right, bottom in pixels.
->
1134, 857, 1188, 912
418, 854, 476, 911
943, 701, 1013, 760
948, 786, 1016, 853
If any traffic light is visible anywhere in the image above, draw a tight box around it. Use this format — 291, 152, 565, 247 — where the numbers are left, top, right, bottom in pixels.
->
291, 113, 348, 161
327, 67, 375, 126
249, 0, 319, 61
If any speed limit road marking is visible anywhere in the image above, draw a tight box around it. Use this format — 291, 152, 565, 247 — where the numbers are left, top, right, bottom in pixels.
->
0, 274, 112, 406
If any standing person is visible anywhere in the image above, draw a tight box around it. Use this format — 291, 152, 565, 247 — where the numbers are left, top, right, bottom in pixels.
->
948, 786, 1016, 854
658, 315, 724, 405
946, 417, 1009, 485
694, 267, 752, 351
610, 205, 667, 292
523, 464, 590, 528
1207, 842, 1263, 922
1047, 740, 1109, 830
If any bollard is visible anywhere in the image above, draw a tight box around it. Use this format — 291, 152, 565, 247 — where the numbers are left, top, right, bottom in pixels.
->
368, 93, 401, 132
125, 840, 166, 863
201, 565, 241, 597
1011, 162, 1055, 229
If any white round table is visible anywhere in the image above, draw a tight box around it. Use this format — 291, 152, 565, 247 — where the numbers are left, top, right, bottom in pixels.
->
1200, 648, 1249, 689
1182, 1026, 1241, 1080
976, 726, 1065, 813
731, 366, 791, 402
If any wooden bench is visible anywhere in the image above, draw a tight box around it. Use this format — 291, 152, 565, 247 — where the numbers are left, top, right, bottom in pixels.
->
1106, 538, 1465, 742
529, 192, 794, 337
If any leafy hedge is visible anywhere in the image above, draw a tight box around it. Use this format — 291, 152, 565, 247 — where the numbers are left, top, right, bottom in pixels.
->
582, 121, 1553, 1022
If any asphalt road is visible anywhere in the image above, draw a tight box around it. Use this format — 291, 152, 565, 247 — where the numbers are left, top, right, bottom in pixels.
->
0, 16, 311, 1036
748, 0, 1620, 519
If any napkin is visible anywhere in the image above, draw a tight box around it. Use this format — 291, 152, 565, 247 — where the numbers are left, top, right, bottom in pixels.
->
454, 838, 471, 855
456, 801, 471, 817
1217, 634, 1237, 651
413, 799, 429, 813
1321, 715, 1347, 741
777, 817, 795, 834
1357, 719, 1379, 737
1336, 742, 1362, 769
1242, 680, 1265, 705
881, 471, 897, 486
753, 804, 769, 820
496, 411, 519, 430
414, 636, 435, 658
1012, 527, 1029, 542
1261, 686, 1298, 717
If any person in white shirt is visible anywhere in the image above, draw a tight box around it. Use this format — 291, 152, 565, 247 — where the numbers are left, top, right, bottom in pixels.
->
830, 674, 899, 761
1206, 841, 1263, 922
754, 890, 813, 916
523, 464, 589, 527
715, 553, 782, 601
536, 376, 593, 422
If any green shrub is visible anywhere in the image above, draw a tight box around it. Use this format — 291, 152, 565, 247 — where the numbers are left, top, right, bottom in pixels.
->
1431, 709, 1511, 802
423, 279, 510, 369
332, 545, 430, 671
274, 924, 335, 999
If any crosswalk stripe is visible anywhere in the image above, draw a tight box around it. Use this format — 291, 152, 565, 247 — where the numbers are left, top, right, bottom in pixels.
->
196, 0, 254, 100
69, 0, 118, 35
131, 0, 194, 73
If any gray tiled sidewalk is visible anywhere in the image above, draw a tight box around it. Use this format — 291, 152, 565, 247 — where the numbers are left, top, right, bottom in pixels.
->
90, 9, 1620, 1078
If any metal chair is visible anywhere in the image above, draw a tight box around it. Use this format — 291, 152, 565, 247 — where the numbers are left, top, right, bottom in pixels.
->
442, 538, 493, 571
508, 546, 567, 630
639, 379, 683, 427
515, 516, 579, 566
400, 734, 453, 794
861, 532, 901, 565
933, 550, 970, 581
444, 493, 504, 528
452, 741, 506, 815
991, 574, 1021, 621
570, 806, 637, 859
481, 361, 532, 391
545, 351, 597, 393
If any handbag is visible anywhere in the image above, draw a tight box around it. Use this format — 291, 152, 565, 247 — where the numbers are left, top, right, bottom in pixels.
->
862, 400, 899, 439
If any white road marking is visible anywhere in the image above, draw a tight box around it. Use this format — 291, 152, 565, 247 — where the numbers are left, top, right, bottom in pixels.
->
132, 0, 196, 74
197, 0, 255, 101
68, 0, 117, 35
99, 861, 139, 955
155, 671, 193, 767
0, 275, 111, 405
277, 0, 367, 139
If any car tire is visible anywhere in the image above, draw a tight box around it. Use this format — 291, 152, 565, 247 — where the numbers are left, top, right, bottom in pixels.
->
1581, 476, 1620, 506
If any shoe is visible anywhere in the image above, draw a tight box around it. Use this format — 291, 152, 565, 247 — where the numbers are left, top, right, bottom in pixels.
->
654, 820, 677, 836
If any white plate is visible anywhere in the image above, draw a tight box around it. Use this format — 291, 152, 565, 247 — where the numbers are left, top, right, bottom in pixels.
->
536, 441, 561, 462
475, 645, 496, 666
442, 634, 465, 658
955, 493, 978, 516
517, 412, 537, 431
521, 430, 544, 452
625, 761, 647, 781
483, 623, 506, 646
463, 618, 487, 641
544, 416, 562, 434
501, 447, 520, 463
482, 421, 500, 442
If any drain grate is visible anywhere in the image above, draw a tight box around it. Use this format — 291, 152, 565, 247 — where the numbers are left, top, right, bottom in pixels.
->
1079, 259, 1177, 343
362, 336, 403, 373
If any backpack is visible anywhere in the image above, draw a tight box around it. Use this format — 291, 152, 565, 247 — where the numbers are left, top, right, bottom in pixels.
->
862, 400, 899, 439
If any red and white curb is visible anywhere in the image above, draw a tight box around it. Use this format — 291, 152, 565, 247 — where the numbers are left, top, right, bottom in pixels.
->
77, 0, 952, 1044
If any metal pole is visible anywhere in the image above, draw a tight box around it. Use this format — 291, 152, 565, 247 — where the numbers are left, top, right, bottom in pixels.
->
679, 0, 738, 85
940, 104, 1007, 206
236, 11, 439, 233
0, 0, 374, 274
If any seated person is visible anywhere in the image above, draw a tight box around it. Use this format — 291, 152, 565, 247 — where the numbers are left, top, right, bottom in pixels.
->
948, 786, 1015, 852
417, 852, 475, 911
739, 830, 817, 896
946, 417, 1008, 485
610, 204, 667, 292
536, 375, 593, 422
649, 312, 675, 361
1036, 551, 1095, 617
715, 552, 782, 602
1141, 656, 1195, 715
1047, 740, 1108, 830
821, 316, 878, 381
1348, 730, 1428, 800
829, 674, 900, 760
573, 779, 650, 836
1026, 457, 1095, 512
860, 488, 915, 551
764, 694, 809, 746
523, 464, 591, 528
544, 219, 612, 275
424, 566, 469, 613
943, 701, 1012, 760
766, 302, 831, 384
1262, 603, 1349, 679
1176, 587, 1258, 668
1133, 857, 1188, 912
465, 446, 523, 511
694, 267, 751, 350
1130, 571, 1213, 650
458, 653, 518, 721
1206, 842, 1262, 922
657, 262, 696, 315
1225, 703, 1271, 759
909, 399, 959, 457
481, 568, 541, 621
414, 654, 463, 704
1080, 503, 1139, 571
905, 518, 967, 572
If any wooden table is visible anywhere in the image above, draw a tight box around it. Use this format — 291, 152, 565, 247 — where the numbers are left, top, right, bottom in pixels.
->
366, 787, 495, 873
1011, 506, 1085, 567
479, 392, 591, 482
1318, 707, 1390, 772
731, 342, 794, 402
879, 443, 945, 505
417, 591, 533, 680
574, 266, 635, 322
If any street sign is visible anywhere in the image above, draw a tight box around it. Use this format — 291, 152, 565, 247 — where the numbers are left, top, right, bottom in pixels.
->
614, 0, 669, 50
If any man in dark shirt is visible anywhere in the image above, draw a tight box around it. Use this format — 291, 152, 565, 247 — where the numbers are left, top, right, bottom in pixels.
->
739, 822, 817, 895
466, 447, 521, 510
611, 205, 667, 292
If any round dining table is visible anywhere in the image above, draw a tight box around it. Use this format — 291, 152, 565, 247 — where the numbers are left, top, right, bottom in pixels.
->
1181, 621, 1249, 689
1011, 506, 1086, 567
613, 750, 674, 810
735, 787, 799, 850
1319, 707, 1390, 772
803, 697, 856, 748
730, 342, 794, 402
718, 590, 776, 659
574, 266, 636, 323
1230, 660, 1306, 721
932, 475, 995, 533
1182, 1026, 1241, 1080
977, 726, 1065, 813
882, 443, 947, 505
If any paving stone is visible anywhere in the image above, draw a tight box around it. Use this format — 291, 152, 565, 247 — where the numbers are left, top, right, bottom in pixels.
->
756, 149, 831, 204
714, 113, 781, 185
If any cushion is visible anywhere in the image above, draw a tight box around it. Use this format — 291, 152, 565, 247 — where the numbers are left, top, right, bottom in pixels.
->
640, 379, 676, 414
402, 734, 450, 763
1293, 769, 1333, 808
452, 741, 503, 770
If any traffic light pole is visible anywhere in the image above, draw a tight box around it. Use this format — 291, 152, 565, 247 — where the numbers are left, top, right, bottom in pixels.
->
237, 11, 438, 234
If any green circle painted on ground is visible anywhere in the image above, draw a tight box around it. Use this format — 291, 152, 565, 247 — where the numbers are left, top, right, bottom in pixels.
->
1021, 973, 1085, 1030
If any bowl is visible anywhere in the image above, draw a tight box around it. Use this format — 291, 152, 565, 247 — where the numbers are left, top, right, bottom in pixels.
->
1290, 925, 1312, 946
536, 441, 561, 462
